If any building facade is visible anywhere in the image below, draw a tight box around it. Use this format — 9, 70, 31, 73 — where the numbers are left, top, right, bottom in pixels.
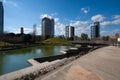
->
20, 27, 24, 34
65, 26, 69, 38
70, 26, 75, 38
0, 1, 4, 34
65, 26, 75, 40
41, 17, 54, 39
91, 22, 100, 39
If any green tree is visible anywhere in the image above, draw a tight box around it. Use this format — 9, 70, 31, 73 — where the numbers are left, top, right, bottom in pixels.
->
81, 33, 88, 40
23, 34, 32, 44
102, 36, 109, 41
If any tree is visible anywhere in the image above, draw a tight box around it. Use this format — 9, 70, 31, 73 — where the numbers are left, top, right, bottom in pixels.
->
23, 34, 32, 44
35, 35, 44, 42
102, 36, 109, 41
74, 36, 80, 41
6, 33, 16, 38
81, 33, 88, 40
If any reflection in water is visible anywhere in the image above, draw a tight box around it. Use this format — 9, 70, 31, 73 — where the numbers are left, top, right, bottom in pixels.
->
0, 46, 71, 75
0, 54, 4, 75
40, 46, 55, 56
4, 48, 32, 55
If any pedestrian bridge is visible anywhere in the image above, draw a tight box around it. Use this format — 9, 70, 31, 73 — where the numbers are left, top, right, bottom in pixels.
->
70, 41, 111, 46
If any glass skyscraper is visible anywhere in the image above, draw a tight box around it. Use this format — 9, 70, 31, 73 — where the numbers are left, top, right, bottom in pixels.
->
65, 26, 75, 40
91, 22, 100, 39
41, 17, 54, 39
0, 1, 3, 34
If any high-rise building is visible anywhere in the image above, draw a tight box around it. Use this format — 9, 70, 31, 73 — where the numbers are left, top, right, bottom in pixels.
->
65, 26, 69, 38
33, 24, 36, 36
20, 27, 24, 34
0, 1, 4, 34
70, 26, 75, 38
65, 26, 75, 40
41, 17, 54, 39
91, 22, 100, 39
33, 24, 37, 42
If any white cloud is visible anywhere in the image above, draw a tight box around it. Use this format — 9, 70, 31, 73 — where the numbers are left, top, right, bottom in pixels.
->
55, 23, 65, 36
35, 27, 41, 35
100, 30, 115, 36
112, 18, 120, 25
70, 21, 90, 36
2, 0, 20, 8
81, 7, 90, 14
113, 29, 120, 33
70, 21, 88, 27
2, 0, 6, 3
5, 26, 20, 33
101, 15, 120, 27
5, 24, 40, 34
24, 28, 33, 34
54, 18, 59, 22
101, 21, 112, 27
40, 14, 52, 19
40, 13, 58, 19
5, 26, 33, 34
101, 29, 120, 36
91, 14, 105, 22
56, 20, 91, 36
51, 13, 58, 16
113, 15, 120, 19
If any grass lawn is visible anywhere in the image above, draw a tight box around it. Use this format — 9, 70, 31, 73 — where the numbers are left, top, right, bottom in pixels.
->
42, 38, 71, 45
0, 41, 6, 46
0, 41, 11, 46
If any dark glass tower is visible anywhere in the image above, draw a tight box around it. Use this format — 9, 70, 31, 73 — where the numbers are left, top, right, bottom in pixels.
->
41, 17, 54, 39
70, 26, 75, 38
20, 27, 24, 34
0, 1, 4, 34
65, 26, 75, 40
91, 22, 100, 39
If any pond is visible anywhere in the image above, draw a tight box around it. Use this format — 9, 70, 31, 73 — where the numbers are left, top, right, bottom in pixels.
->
0, 46, 71, 75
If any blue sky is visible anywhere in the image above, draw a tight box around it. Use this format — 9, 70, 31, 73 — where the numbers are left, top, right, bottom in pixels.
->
1, 0, 120, 36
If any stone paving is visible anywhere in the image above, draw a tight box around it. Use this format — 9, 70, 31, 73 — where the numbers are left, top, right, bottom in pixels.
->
37, 46, 120, 80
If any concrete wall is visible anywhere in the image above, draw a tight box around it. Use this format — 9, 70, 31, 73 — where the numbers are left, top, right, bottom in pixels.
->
0, 46, 95, 80
35, 54, 67, 63
34, 47, 93, 63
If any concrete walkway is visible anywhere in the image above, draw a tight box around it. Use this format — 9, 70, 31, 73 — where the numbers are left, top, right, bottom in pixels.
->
37, 46, 120, 80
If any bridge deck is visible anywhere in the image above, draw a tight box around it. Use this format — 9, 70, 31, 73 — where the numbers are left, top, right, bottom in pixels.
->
36, 46, 120, 80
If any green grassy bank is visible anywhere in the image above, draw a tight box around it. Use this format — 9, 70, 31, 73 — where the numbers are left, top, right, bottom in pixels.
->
42, 38, 71, 45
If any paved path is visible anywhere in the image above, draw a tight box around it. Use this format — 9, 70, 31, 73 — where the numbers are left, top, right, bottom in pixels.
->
36, 46, 120, 80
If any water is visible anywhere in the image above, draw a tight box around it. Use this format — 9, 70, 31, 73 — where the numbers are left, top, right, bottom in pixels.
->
0, 46, 71, 75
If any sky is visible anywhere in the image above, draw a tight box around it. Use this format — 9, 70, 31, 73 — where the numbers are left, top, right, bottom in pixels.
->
1, 0, 120, 37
